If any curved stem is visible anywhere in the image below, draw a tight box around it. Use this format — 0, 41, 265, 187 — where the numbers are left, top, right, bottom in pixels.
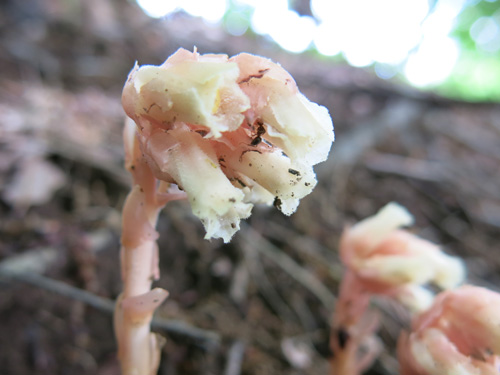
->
115, 122, 178, 375
330, 271, 380, 375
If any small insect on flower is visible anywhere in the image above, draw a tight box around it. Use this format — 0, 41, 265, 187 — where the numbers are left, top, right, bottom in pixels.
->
249, 119, 266, 146
122, 48, 335, 242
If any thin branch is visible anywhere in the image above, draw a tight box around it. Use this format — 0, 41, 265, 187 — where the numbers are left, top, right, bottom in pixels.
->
241, 240, 297, 322
223, 340, 246, 375
263, 222, 343, 282
0, 269, 220, 350
364, 152, 445, 182
239, 223, 336, 310
318, 99, 423, 173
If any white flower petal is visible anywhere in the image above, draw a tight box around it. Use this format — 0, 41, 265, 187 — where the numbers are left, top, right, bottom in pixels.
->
122, 48, 334, 241
144, 127, 252, 242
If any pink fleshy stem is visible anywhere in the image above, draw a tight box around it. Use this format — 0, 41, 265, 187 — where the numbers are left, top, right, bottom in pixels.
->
114, 122, 187, 375
330, 271, 381, 375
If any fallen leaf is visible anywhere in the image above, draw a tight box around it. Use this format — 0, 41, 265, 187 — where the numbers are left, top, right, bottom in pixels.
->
3, 157, 66, 208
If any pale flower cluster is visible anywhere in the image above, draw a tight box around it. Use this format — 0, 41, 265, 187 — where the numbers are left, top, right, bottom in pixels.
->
122, 48, 334, 242
331, 203, 467, 375
399, 286, 500, 375
340, 202, 465, 311
335, 203, 500, 375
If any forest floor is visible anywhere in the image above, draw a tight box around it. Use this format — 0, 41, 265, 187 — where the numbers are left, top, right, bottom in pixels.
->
1, 1, 500, 374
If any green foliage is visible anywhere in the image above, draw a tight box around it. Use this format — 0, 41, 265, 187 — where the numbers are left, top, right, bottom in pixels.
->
446, 0, 500, 101
221, 0, 500, 102
441, 50, 500, 101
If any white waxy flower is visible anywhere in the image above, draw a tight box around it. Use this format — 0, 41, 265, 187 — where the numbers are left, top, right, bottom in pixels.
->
399, 286, 500, 375
340, 202, 465, 311
122, 48, 334, 242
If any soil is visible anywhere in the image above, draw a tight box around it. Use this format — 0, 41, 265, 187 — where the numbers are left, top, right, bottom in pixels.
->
1, 1, 500, 374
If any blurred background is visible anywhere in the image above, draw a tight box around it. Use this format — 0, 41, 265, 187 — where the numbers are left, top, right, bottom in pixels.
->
1, 0, 500, 374
138, 0, 500, 101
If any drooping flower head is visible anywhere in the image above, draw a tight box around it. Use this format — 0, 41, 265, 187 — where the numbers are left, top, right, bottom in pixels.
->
398, 285, 500, 375
122, 48, 334, 242
340, 202, 465, 311
330, 203, 466, 375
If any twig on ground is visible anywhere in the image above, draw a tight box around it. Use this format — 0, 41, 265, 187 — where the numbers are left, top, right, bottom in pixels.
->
263, 222, 343, 282
318, 99, 423, 173
364, 152, 445, 182
427, 114, 500, 161
239, 223, 336, 310
0, 268, 220, 350
223, 340, 246, 375
314, 100, 424, 227
241, 239, 296, 322
229, 261, 250, 306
